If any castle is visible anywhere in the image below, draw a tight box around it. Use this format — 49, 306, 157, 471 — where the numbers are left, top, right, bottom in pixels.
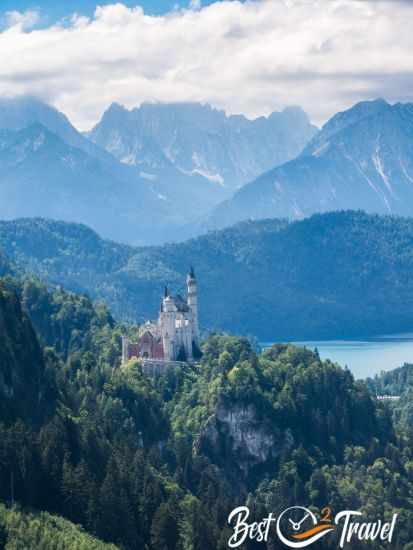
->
122, 268, 200, 364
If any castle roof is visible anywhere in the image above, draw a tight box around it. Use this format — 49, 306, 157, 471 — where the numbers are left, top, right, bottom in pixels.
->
161, 292, 189, 312
139, 321, 159, 338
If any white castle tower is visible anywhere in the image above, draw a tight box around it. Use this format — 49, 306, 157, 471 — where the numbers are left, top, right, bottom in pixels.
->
187, 266, 199, 343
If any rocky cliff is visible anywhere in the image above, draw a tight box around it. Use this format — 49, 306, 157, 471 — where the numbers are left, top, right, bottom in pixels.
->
200, 402, 294, 482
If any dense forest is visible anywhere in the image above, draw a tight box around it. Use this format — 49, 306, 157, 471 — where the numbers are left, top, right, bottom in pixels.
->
1, 271, 413, 548
2, 211, 413, 339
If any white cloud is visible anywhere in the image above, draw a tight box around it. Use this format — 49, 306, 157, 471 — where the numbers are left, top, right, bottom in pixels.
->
5, 9, 40, 30
189, 0, 202, 10
0, 1, 412, 129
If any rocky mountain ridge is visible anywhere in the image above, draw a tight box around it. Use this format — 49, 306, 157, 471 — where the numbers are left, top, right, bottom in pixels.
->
206, 99, 413, 229
88, 101, 317, 192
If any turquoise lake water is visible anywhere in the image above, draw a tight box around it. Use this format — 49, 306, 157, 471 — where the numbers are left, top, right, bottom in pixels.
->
262, 334, 413, 379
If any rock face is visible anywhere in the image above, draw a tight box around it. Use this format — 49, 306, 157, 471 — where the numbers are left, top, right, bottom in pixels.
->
206, 99, 413, 230
200, 402, 294, 480
88, 102, 317, 191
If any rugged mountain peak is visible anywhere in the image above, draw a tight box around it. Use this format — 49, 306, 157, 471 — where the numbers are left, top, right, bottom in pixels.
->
0, 95, 133, 176
0, 99, 228, 245
303, 98, 391, 157
0, 95, 68, 128
0, 96, 80, 145
89, 100, 317, 190
97, 101, 129, 123
270, 105, 312, 125
206, 99, 413, 231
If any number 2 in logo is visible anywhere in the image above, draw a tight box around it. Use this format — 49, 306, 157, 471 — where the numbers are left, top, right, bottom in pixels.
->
321, 507, 332, 523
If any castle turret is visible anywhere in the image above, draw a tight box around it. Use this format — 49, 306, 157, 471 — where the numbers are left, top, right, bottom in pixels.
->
187, 267, 199, 342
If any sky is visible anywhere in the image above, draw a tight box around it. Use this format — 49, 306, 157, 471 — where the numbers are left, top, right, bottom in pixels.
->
0, 1, 220, 19
0, 0, 412, 130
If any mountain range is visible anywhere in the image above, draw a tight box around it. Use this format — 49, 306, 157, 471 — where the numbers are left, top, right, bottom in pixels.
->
0, 96, 318, 244
0, 97, 229, 245
207, 99, 413, 229
2, 210, 413, 340
6, 96, 413, 243
88, 101, 317, 191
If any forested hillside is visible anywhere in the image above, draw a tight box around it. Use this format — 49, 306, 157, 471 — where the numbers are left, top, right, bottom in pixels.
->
368, 364, 413, 435
1, 275, 413, 548
0, 504, 119, 550
2, 211, 413, 339
0, 252, 12, 277
0, 280, 54, 423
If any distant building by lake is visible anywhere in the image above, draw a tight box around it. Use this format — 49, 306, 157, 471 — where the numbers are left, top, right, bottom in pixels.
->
376, 395, 401, 401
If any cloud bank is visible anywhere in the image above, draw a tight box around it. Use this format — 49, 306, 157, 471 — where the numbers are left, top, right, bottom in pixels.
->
0, 0, 412, 129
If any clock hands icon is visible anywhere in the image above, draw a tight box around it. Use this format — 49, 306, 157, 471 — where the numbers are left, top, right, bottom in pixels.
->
289, 513, 310, 531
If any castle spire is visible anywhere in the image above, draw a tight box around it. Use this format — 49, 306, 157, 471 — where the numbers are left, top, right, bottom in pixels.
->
189, 266, 195, 279
164, 285, 169, 298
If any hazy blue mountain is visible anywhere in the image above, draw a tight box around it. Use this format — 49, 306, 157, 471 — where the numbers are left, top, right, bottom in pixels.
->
301, 97, 391, 155
0, 96, 81, 144
88, 101, 317, 191
2, 211, 413, 340
0, 123, 206, 244
0, 98, 227, 244
206, 99, 413, 229
0, 96, 117, 166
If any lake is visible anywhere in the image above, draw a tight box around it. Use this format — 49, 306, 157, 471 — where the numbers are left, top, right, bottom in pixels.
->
262, 333, 413, 379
